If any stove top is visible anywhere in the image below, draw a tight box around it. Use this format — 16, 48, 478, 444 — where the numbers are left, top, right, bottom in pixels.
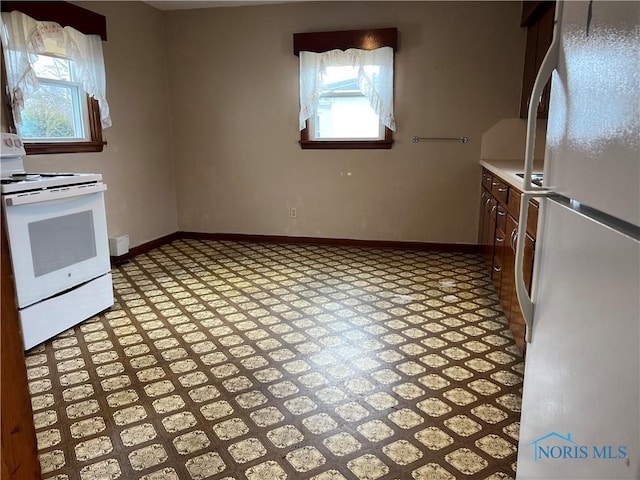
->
0, 134, 103, 194
516, 173, 544, 187
0, 172, 103, 194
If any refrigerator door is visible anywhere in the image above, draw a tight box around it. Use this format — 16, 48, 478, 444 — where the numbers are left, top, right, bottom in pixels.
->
516, 199, 639, 479
544, 1, 640, 227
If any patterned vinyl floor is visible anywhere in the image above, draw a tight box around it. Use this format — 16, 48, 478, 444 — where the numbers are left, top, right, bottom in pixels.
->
26, 239, 523, 480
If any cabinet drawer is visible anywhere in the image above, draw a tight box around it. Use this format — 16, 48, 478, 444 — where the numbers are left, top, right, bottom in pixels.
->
507, 186, 521, 219
482, 170, 493, 190
496, 205, 507, 232
491, 179, 509, 205
504, 189, 537, 239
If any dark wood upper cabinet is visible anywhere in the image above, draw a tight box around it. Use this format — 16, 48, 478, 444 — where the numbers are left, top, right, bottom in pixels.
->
519, 1, 556, 118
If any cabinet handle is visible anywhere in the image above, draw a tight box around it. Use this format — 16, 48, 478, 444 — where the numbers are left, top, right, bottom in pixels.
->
492, 181, 499, 187
485, 198, 491, 207
490, 205, 497, 215
498, 187, 508, 193
496, 236, 504, 242
493, 265, 502, 273
510, 229, 518, 251
497, 210, 506, 216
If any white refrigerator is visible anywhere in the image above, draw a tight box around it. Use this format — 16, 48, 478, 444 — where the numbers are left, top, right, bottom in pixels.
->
515, 1, 640, 479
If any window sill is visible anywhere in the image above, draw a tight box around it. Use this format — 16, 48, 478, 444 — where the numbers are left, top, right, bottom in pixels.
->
300, 125, 393, 150
25, 140, 106, 155
300, 140, 393, 150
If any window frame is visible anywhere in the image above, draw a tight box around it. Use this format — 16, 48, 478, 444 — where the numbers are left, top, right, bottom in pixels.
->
19, 55, 93, 144
2, 56, 105, 155
293, 27, 398, 150
300, 125, 394, 150
1, 1, 107, 154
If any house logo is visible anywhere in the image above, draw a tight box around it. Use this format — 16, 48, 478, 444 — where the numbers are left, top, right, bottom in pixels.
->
528, 432, 628, 462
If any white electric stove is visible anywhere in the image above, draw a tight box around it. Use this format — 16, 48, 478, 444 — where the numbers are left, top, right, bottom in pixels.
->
1, 132, 114, 350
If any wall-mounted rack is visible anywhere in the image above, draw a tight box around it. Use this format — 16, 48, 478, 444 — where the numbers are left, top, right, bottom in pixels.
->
411, 135, 469, 144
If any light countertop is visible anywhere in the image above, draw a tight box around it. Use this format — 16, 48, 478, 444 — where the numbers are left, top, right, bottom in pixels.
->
479, 158, 544, 191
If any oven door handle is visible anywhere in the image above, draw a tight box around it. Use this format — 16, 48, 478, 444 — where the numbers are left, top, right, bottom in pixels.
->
4, 183, 107, 206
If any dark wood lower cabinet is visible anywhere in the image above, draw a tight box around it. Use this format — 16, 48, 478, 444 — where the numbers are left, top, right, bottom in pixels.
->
478, 168, 536, 353
1, 215, 41, 479
479, 188, 497, 269
502, 213, 535, 352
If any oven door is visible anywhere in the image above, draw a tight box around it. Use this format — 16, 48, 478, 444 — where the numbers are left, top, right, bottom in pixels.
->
3, 183, 110, 308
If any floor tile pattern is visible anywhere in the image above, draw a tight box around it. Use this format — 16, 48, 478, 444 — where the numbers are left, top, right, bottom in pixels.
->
26, 239, 523, 480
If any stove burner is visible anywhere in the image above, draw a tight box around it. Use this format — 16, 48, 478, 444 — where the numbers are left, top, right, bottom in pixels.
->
1, 172, 80, 184
14, 172, 79, 178
39, 173, 78, 177
11, 173, 41, 180
516, 173, 544, 187
1, 171, 102, 194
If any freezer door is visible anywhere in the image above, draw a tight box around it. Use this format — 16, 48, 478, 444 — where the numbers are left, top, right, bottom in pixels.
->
544, 1, 640, 227
517, 200, 639, 479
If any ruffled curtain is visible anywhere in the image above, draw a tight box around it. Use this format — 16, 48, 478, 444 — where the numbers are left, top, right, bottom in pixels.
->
0, 10, 111, 129
299, 46, 395, 132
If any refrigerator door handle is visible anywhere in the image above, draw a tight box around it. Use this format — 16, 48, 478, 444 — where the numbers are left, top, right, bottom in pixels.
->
517, 2, 564, 343
515, 192, 534, 341
522, 1, 563, 191
515, 192, 554, 342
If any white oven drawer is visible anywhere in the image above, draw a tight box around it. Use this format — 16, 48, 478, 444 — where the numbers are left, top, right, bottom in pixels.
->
3, 187, 110, 308
20, 273, 114, 350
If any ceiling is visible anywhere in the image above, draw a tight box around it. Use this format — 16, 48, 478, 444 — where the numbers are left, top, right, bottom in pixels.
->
143, 0, 308, 10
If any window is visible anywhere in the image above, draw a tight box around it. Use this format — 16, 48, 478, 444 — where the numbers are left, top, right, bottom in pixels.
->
308, 65, 385, 141
1, 7, 110, 154
294, 28, 398, 149
20, 54, 90, 142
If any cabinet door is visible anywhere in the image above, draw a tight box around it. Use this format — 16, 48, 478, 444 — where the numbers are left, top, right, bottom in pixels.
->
520, 2, 556, 118
509, 228, 535, 354
505, 214, 525, 351
523, 232, 535, 294
478, 189, 488, 245
509, 287, 527, 353
485, 197, 498, 269
494, 223, 509, 312
535, 4, 554, 117
526, 200, 539, 239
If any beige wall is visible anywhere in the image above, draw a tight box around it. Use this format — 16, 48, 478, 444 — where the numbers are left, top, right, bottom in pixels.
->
165, 1, 525, 244
21, 1, 178, 248
4, 1, 526, 248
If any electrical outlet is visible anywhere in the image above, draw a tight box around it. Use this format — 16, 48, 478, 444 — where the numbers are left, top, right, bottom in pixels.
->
290, 207, 297, 219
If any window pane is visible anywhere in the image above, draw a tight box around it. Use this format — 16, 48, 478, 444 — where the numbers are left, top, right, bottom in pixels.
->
314, 95, 382, 139
31, 55, 72, 81
19, 82, 84, 140
321, 65, 380, 93
312, 65, 385, 140
322, 66, 358, 93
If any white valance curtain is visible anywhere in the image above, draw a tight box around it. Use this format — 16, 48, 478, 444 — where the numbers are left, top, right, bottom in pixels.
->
299, 46, 396, 132
0, 10, 111, 128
